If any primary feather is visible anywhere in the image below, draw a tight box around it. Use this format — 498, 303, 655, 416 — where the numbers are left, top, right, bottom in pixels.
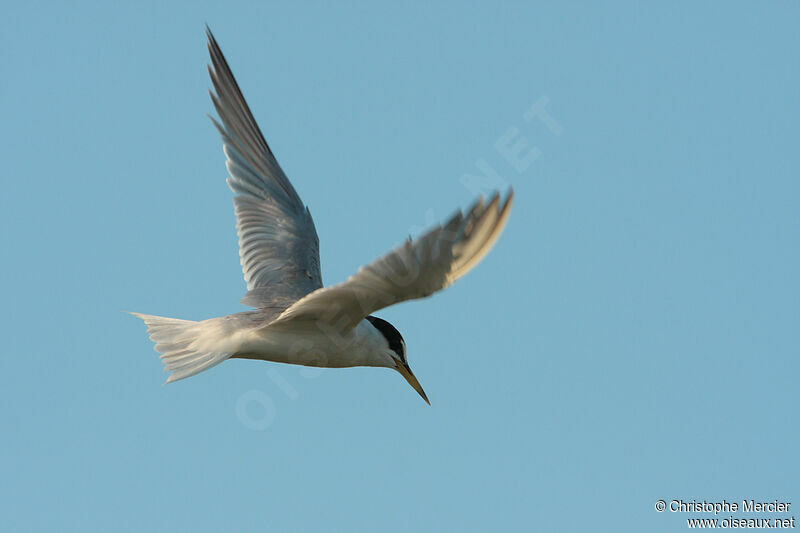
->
206, 28, 322, 308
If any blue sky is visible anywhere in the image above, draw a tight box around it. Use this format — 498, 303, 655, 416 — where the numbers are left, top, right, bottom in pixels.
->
1, 2, 798, 532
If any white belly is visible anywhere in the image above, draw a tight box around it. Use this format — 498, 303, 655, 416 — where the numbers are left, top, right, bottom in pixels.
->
236, 319, 391, 369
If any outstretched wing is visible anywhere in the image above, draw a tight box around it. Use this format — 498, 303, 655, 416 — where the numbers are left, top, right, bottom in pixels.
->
206, 28, 322, 309
270, 191, 513, 332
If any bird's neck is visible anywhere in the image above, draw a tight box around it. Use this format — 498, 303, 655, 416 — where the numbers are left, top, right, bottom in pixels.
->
352, 320, 396, 368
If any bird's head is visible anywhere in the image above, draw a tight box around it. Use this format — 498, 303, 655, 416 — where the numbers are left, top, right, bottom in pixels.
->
365, 316, 429, 405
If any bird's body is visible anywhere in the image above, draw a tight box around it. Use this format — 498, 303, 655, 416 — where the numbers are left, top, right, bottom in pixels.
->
132, 29, 513, 403
236, 318, 393, 369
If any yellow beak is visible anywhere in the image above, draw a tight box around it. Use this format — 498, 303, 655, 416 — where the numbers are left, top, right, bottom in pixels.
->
396, 362, 430, 405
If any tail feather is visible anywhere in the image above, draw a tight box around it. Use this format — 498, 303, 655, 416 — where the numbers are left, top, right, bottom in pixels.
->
130, 312, 234, 383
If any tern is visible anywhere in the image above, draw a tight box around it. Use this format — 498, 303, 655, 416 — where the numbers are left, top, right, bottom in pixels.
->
132, 29, 513, 404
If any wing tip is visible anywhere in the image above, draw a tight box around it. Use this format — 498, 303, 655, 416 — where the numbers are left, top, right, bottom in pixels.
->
500, 187, 514, 218
205, 24, 217, 46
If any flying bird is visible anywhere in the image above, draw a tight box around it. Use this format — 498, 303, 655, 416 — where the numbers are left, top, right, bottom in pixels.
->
132, 29, 513, 404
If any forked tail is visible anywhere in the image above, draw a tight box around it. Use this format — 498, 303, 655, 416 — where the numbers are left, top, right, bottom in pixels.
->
130, 313, 234, 383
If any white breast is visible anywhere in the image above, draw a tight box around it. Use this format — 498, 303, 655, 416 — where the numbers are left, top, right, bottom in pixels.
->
237, 319, 394, 369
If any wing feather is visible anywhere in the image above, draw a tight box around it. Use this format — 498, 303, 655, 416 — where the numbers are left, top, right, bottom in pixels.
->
271, 190, 514, 331
206, 28, 322, 308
